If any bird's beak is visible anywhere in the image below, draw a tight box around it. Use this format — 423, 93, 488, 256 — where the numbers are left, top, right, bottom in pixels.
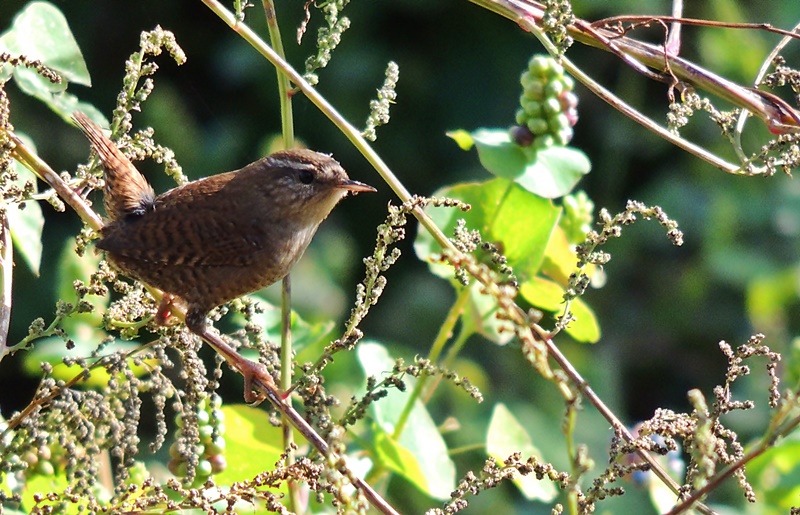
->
339, 179, 377, 194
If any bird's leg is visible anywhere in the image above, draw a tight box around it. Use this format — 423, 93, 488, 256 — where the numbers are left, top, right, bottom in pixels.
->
185, 311, 400, 515
155, 293, 179, 327
201, 328, 277, 405
185, 308, 280, 405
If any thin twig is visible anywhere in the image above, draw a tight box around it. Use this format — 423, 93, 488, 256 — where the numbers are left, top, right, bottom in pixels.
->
732, 18, 800, 166
0, 211, 12, 355
594, 14, 800, 40
8, 131, 104, 231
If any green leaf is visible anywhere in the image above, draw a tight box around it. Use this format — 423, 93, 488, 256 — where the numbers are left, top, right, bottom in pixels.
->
414, 178, 561, 281
358, 342, 455, 500
518, 276, 601, 343
14, 66, 66, 93
745, 267, 799, 329
414, 178, 563, 345
18, 239, 157, 385
747, 438, 800, 511
55, 238, 104, 324
486, 403, 558, 501
211, 405, 286, 484
540, 224, 578, 285
563, 296, 600, 343
446, 129, 475, 151
21, 466, 70, 513
648, 476, 684, 514
2, 2, 91, 86
515, 146, 591, 199
451, 128, 591, 198
13, 70, 102, 122
373, 430, 427, 483
0, 2, 97, 120
461, 281, 514, 346
6, 135, 44, 276
469, 129, 530, 179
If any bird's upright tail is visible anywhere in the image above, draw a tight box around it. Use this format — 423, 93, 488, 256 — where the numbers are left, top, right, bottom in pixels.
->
73, 112, 155, 220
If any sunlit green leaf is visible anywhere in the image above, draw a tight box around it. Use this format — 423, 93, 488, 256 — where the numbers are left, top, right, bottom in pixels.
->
21, 466, 70, 513
4, 1, 91, 86
23, 333, 157, 387
6, 202, 44, 277
745, 267, 799, 329
20, 239, 156, 384
540, 224, 577, 285
486, 403, 558, 501
358, 342, 455, 500
231, 297, 335, 354
519, 276, 600, 343
211, 405, 286, 485
470, 128, 531, 180
414, 178, 561, 282
743, 438, 800, 511
56, 238, 104, 325
0, 35, 14, 83
515, 145, 591, 199
563, 296, 600, 343
648, 476, 682, 514
451, 128, 590, 198
14, 70, 102, 122
0, 2, 96, 120
14, 66, 66, 94
446, 129, 475, 151
461, 281, 514, 346
373, 430, 427, 483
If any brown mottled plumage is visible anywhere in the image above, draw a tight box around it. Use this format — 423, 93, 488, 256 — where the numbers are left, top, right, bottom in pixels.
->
73, 112, 374, 399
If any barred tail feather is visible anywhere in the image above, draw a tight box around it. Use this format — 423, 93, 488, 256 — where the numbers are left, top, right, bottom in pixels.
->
73, 112, 155, 220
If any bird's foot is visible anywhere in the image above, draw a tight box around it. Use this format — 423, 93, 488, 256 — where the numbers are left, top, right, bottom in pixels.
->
154, 294, 182, 327
196, 326, 285, 405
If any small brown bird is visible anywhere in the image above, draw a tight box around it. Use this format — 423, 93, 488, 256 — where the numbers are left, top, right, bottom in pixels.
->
73, 112, 375, 400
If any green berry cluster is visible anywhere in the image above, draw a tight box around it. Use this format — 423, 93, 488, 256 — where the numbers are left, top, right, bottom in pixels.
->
20, 444, 56, 479
2, 412, 60, 482
169, 393, 227, 482
511, 55, 578, 148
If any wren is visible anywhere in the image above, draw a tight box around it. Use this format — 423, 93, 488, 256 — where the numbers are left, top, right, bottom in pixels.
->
73, 112, 375, 401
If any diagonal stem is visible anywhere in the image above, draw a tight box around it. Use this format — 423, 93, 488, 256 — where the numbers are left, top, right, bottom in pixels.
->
201, 326, 400, 515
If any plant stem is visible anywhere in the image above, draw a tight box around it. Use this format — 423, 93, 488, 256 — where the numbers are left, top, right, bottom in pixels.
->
260, 0, 300, 510
667, 406, 800, 514
8, 132, 103, 231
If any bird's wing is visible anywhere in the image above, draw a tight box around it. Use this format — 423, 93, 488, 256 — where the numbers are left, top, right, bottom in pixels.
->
97, 198, 271, 268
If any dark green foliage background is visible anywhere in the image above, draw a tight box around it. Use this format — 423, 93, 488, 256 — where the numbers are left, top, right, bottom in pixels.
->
2, 1, 800, 512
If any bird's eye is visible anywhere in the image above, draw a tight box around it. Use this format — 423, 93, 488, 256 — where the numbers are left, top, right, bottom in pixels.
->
298, 170, 314, 184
